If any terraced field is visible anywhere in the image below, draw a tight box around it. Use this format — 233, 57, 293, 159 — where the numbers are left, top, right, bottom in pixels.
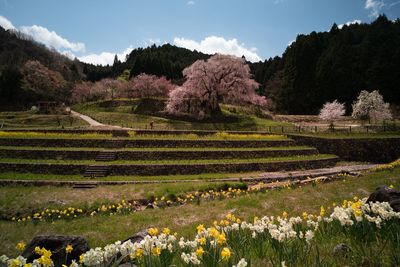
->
0, 132, 338, 178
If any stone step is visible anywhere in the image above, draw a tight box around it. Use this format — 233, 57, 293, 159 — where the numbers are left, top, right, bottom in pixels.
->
72, 182, 98, 189
83, 165, 110, 178
95, 151, 117, 162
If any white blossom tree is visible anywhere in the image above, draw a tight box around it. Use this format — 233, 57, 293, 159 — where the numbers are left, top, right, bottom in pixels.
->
352, 90, 392, 123
319, 100, 345, 129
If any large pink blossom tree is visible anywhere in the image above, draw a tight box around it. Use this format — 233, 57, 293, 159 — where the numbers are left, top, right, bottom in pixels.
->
126, 73, 175, 99
166, 54, 267, 120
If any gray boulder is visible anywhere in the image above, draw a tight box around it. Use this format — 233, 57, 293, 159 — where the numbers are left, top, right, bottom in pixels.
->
22, 235, 89, 266
367, 185, 400, 212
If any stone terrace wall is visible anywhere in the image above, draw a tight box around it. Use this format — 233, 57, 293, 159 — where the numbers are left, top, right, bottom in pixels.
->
289, 135, 400, 163
0, 157, 338, 176
0, 138, 295, 148
0, 148, 318, 160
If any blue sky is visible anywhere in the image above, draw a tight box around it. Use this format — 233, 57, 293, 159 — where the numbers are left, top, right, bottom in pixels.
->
1, 0, 399, 65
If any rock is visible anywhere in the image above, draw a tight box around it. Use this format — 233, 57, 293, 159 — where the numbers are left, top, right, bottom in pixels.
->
332, 243, 350, 256
121, 229, 148, 244
22, 235, 89, 266
146, 203, 155, 209
367, 185, 400, 212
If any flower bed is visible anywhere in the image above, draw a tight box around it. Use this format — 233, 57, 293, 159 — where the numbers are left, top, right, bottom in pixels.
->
2, 197, 399, 267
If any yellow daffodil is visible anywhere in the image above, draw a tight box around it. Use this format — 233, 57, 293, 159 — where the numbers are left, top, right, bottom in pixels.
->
221, 247, 231, 261
217, 233, 226, 245
135, 248, 144, 258
9, 259, 20, 267
65, 244, 73, 254
162, 227, 171, 235
320, 206, 325, 217
148, 227, 159, 236
196, 224, 205, 233
199, 237, 206, 245
282, 211, 288, 218
196, 247, 204, 257
16, 242, 26, 251
151, 246, 161, 256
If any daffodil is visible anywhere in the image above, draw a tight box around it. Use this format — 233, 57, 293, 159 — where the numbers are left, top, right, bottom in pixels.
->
16, 242, 26, 251
148, 227, 159, 236
221, 247, 231, 261
196, 224, 205, 233
151, 246, 161, 256
162, 227, 171, 235
196, 247, 204, 257
65, 244, 73, 254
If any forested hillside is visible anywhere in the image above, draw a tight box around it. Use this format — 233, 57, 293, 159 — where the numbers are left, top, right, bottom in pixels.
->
1, 15, 399, 114
257, 15, 400, 114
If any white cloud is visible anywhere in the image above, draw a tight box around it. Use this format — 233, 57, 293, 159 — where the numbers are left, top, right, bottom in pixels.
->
338, 19, 362, 29
365, 0, 385, 17
173, 36, 262, 62
187, 1, 195, 5
148, 38, 161, 44
389, 0, 400, 7
0, 15, 15, 30
78, 46, 134, 66
19, 25, 85, 52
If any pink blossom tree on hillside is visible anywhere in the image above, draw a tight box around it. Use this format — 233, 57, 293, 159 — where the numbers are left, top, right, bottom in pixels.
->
71, 81, 110, 103
21, 60, 67, 101
95, 78, 125, 100
166, 54, 267, 120
126, 73, 175, 99
319, 100, 346, 130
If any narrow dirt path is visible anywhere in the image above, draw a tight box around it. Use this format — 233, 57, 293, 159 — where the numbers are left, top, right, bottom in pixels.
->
70, 110, 132, 129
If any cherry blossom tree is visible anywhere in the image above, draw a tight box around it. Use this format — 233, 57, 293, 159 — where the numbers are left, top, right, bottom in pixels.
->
72, 81, 100, 103
95, 78, 124, 100
126, 73, 175, 99
21, 60, 67, 101
166, 54, 267, 119
352, 90, 392, 123
319, 100, 346, 124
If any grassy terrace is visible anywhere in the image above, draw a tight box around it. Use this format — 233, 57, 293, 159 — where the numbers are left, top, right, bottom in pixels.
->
0, 131, 289, 140
0, 154, 336, 165
0, 182, 247, 217
0, 171, 264, 181
73, 100, 292, 131
1, 167, 399, 256
0, 111, 88, 129
296, 132, 400, 139
0, 145, 312, 151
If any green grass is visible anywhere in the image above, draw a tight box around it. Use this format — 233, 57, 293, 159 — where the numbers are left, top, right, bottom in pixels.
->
0, 181, 245, 218
296, 132, 400, 139
0, 111, 88, 129
1, 167, 399, 256
0, 145, 312, 151
0, 154, 336, 165
73, 100, 292, 131
0, 131, 290, 140
0, 171, 266, 182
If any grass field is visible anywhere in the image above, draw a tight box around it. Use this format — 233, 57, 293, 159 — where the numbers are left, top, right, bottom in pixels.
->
0, 154, 336, 165
0, 167, 399, 257
0, 145, 311, 151
0, 111, 88, 129
73, 100, 292, 131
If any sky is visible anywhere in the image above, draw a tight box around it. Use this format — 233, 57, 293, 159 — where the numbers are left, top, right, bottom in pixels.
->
1, 0, 400, 65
